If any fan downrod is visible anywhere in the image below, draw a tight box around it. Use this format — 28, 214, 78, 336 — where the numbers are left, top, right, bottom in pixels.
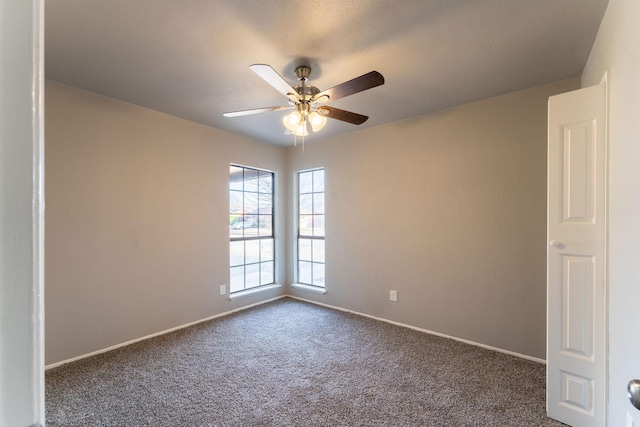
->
293, 65, 319, 100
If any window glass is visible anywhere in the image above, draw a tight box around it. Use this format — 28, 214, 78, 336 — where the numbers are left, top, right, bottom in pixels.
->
298, 238, 312, 261
299, 171, 313, 193
312, 239, 325, 263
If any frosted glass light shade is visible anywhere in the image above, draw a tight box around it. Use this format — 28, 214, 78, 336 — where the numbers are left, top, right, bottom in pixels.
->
283, 111, 302, 132
309, 111, 327, 132
293, 121, 308, 136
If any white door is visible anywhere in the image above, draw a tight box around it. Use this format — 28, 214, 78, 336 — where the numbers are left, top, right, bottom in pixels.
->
547, 81, 607, 427
0, 0, 45, 425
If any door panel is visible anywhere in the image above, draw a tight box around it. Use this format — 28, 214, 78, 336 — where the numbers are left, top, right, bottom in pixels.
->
560, 370, 594, 415
547, 82, 606, 427
562, 255, 594, 359
563, 120, 596, 223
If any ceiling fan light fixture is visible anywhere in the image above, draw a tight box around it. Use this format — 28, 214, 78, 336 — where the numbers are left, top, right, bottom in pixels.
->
309, 111, 327, 132
292, 120, 308, 137
224, 64, 384, 144
283, 110, 302, 132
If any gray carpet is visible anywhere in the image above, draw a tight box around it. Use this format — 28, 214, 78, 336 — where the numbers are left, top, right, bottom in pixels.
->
46, 298, 566, 426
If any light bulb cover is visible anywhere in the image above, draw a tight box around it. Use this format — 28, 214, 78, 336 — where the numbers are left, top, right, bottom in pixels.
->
309, 111, 327, 132
283, 111, 302, 132
293, 120, 308, 136
288, 111, 301, 125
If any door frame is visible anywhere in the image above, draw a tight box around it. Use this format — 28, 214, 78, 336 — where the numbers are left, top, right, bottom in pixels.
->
601, 70, 610, 427
0, 0, 45, 425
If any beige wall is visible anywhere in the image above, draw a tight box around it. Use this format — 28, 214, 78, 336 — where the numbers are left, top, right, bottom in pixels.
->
287, 77, 579, 360
46, 76, 579, 365
582, 0, 640, 424
45, 81, 286, 365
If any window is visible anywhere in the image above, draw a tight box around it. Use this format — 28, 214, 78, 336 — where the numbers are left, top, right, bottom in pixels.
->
297, 168, 325, 287
229, 165, 274, 293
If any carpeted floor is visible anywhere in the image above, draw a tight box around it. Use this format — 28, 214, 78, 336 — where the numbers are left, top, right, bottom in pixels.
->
46, 298, 566, 426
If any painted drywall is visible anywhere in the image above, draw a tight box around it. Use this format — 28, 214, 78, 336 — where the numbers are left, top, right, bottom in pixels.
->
287, 77, 580, 360
47, 75, 580, 365
0, 0, 45, 424
45, 81, 286, 365
581, 0, 640, 424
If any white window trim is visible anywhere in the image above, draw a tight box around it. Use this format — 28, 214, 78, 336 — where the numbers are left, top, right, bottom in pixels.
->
229, 164, 276, 294
295, 168, 325, 288
229, 284, 281, 301
291, 283, 327, 295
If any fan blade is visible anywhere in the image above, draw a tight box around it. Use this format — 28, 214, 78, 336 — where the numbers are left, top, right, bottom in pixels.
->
249, 64, 300, 100
314, 71, 384, 103
318, 106, 368, 125
223, 106, 292, 117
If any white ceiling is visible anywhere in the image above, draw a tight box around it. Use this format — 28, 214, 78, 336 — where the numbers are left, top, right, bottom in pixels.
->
45, 0, 609, 146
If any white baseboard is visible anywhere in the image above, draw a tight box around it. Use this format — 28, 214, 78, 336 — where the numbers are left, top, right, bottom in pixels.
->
46, 293, 545, 370
287, 295, 546, 364
45, 295, 286, 370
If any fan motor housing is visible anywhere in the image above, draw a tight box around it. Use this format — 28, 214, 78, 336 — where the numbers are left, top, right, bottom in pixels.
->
295, 84, 320, 100
293, 65, 320, 102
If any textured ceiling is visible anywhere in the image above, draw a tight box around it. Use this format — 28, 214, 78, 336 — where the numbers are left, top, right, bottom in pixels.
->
45, 0, 609, 146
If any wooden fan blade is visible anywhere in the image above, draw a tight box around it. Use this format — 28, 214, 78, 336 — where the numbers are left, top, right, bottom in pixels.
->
314, 71, 384, 103
318, 106, 369, 125
249, 64, 300, 100
223, 105, 292, 117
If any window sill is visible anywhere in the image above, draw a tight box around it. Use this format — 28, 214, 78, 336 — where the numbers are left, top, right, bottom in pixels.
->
291, 283, 327, 295
229, 284, 281, 301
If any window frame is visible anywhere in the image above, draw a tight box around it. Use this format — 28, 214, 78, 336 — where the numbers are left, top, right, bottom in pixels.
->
296, 168, 325, 288
229, 164, 275, 294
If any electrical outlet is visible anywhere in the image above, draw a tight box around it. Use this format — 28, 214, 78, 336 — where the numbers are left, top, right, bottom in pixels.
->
220, 284, 226, 296
389, 290, 397, 302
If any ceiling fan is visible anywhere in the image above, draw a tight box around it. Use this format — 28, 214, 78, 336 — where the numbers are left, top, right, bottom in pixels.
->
223, 64, 384, 137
